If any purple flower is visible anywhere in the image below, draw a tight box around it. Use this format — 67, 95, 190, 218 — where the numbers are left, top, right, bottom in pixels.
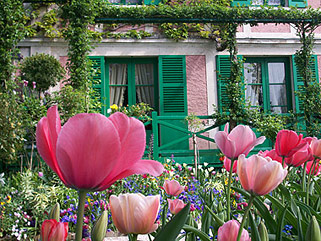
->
32, 82, 36, 89
38, 172, 43, 178
23, 80, 28, 87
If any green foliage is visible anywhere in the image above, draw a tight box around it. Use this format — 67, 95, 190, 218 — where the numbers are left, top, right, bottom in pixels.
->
20, 53, 65, 92
33, 8, 63, 38
0, 0, 27, 84
109, 102, 153, 122
0, 80, 26, 163
104, 29, 152, 39
61, 0, 104, 88
47, 85, 100, 124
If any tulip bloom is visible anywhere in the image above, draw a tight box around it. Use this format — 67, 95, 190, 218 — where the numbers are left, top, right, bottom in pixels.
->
163, 180, 185, 196
310, 138, 321, 159
306, 161, 321, 176
259, 149, 283, 165
223, 157, 237, 173
284, 143, 313, 167
217, 220, 251, 241
36, 106, 164, 191
168, 199, 186, 215
237, 154, 287, 196
275, 130, 306, 158
110, 193, 160, 234
41, 219, 68, 241
214, 123, 265, 160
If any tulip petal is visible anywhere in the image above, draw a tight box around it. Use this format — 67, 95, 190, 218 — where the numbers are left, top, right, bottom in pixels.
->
110, 195, 128, 234
36, 106, 66, 183
108, 112, 130, 145
41, 219, 57, 241
48, 222, 68, 241
56, 113, 121, 190
214, 131, 236, 159
254, 161, 287, 195
98, 159, 164, 191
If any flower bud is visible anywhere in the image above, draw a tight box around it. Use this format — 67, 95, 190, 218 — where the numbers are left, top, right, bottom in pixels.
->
49, 203, 60, 222
258, 221, 268, 241
91, 210, 108, 241
305, 216, 321, 241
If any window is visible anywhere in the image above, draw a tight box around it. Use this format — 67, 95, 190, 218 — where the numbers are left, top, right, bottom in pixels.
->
244, 57, 292, 114
106, 58, 159, 111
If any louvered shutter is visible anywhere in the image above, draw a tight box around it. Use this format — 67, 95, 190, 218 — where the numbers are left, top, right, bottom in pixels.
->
89, 56, 106, 115
288, 0, 306, 8
159, 56, 188, 150
292, 55, 319, 113
216, 55, 233, 114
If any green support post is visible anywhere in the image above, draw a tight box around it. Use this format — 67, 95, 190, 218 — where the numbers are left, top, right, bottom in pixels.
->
152, 111, 159, 161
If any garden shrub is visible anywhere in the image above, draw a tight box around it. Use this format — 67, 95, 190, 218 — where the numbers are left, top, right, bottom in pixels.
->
20, 53, 65, 92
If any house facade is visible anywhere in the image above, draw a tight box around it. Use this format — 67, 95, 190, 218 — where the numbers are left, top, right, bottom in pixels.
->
18, 0, 321, 164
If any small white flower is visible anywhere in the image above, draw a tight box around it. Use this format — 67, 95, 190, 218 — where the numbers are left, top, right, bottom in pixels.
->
107, 108, 112, 113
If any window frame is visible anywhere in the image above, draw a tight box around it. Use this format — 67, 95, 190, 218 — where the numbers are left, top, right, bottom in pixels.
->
244, 57, 292, 114
105, 57, 159, 111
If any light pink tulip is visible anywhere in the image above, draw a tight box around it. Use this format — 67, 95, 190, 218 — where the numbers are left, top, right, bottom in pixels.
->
223, 157, 237, 173
275, 130, 306, 158
237, 154, 287, 196
163, 180, 185, 196
217, 220, 251, 241
306, 161, 321, 176
168, 199, 186, 215
36, 106, 164, 191
109, 193, 160, 234
310, 137, 321, 159
214, 123, 265, 160
41, 219, 68, 241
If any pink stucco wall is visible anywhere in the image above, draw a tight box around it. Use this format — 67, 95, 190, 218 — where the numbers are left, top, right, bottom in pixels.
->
186, 55, 209, 149
308, 0, 321, 8
251, 23, 291, 33
237, 25, 244, 32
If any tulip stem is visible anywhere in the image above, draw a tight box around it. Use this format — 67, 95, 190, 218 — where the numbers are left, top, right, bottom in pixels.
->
129, 234, 138, 241
306, 159, 317, 205
75, 190, 87, 241
236, 195, 255, 241
162, 201, 168, 228
226, 159, 235, 221
302, 161, 308, 200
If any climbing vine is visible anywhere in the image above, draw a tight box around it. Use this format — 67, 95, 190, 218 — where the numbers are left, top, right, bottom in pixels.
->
293, 22, 321, 137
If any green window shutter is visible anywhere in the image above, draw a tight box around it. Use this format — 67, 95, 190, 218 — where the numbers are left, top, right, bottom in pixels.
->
89, 56, 106, 115
216, 55, 243, 113
231, 0, 250, 7
292, 55, 319, 113
159, 56, 187, 116
288, 0, 306, 8
144, 0, 161, 5
159, 55, 188, 150
216, 55, 231, 114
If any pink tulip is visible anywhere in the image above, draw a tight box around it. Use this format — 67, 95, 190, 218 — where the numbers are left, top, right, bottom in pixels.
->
275, 130, 306, 158
310, 137, 321, 159
163, 180, 185, 196
306, 161, 321, 176
259, 149, 283, 165
36, 106, 164, 191
109, 193, 160, 234
41, 219, 68, 241
223, 157, 237, 173
214, 123, 265, 160
284, 143, 313, 167
237, 154, 287, 196
217, 220, 251, 241
168, 199, 186, 215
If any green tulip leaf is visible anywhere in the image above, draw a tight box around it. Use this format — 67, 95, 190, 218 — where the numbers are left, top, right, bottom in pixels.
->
183, 224, 211, 241
154, 203, 191, 241
248, 210, 261, 241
